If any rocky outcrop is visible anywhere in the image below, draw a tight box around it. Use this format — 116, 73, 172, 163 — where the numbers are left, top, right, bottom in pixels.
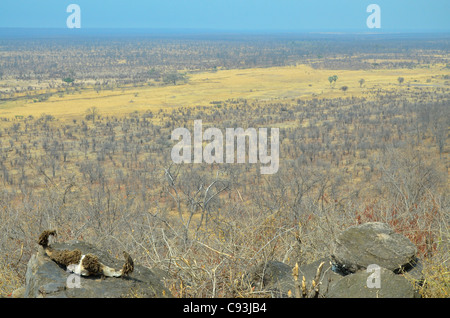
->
248, 222, 423, 298
19, 222, 422, 298
22, 240, 171, 298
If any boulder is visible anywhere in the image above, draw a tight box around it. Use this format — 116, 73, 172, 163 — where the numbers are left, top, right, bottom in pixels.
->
247, 260, 292, 297
327, 266, 420, 298
23, 240, 171, 298
332, 222, 417, 273
297, 258, 343, 296
247, 257, 343, 298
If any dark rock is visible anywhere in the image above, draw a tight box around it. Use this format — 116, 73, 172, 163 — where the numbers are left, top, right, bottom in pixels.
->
39, 282, 66, 295
332, 222, 417, 273
247, 257, 343, 298
247, 260, 292, 297
23, 240, 171, 298
327, 266, 420, 298
298, 258, 343, 296
399, 257, 424, 289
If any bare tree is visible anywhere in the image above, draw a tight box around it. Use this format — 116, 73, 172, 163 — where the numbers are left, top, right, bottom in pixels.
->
86, 107, 100, 124
163, 164, 231, 244
358, 78, 365, 88
378, 147, 442, 214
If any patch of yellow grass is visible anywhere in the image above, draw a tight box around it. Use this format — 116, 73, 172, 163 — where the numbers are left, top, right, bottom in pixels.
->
1, 64, 447, 121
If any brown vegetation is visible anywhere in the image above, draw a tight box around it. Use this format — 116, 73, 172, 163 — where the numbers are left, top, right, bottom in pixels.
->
0, 33, 448, 297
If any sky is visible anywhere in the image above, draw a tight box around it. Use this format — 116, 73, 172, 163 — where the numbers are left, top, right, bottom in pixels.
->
0, 0, 449, 32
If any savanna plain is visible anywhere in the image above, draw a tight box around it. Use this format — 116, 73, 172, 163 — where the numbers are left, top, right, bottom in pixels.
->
0, 32, 448, 297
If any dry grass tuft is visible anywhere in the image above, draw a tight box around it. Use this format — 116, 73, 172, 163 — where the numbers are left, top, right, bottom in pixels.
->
0, 258, 23, 297
417, 249, 450, 298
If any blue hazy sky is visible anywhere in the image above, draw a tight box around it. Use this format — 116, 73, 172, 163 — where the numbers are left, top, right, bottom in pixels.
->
0, 0, 449, 32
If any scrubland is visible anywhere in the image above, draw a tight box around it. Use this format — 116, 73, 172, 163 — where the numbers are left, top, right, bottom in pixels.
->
0, 33, 448, 297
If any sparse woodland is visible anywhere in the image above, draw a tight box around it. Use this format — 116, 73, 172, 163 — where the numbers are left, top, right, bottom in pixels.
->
0, 33, 449, 297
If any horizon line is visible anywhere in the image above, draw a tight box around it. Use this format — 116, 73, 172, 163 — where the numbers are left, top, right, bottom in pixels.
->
1, 26, 450, 31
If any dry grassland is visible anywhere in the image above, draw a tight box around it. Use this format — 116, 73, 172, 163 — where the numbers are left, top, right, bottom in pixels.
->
1, 63, 448, 120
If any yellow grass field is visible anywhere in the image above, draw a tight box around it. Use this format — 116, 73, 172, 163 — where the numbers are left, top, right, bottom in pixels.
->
1, 63, 448, 120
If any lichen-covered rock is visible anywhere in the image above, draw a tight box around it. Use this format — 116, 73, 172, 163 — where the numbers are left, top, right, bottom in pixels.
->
332, 222, 417, 273
23, 240, 171, 298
